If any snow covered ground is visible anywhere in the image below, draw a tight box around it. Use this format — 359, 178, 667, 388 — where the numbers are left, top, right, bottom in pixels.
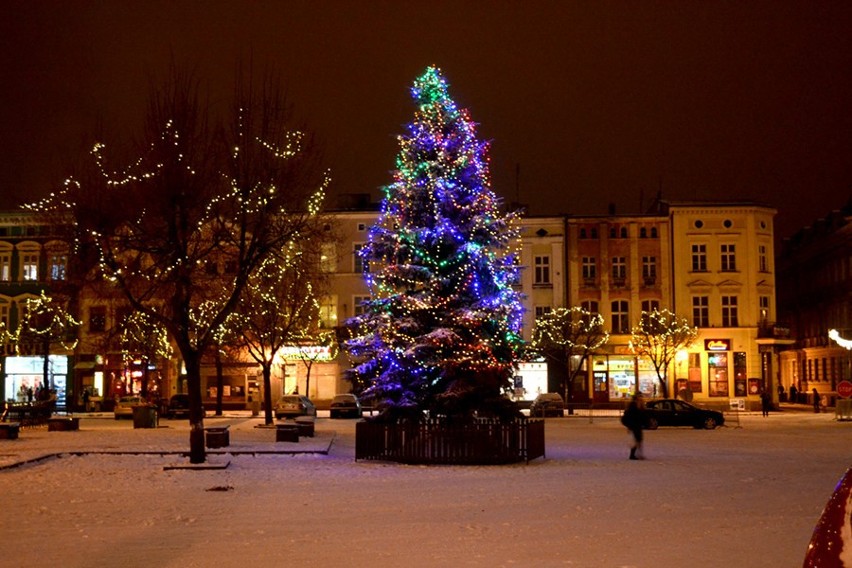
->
1, 409, 849, 568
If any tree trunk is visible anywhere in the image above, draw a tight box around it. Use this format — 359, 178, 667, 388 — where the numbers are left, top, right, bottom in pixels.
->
304, 361, 313, 399
214, 349, 224, 416
184, 353, 206, 464
42, 338, 51, 392
262, 362, 274, 425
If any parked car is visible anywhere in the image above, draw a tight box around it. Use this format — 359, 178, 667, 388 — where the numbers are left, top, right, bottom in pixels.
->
164, 394, 206, 419
329, 394, 362, 419
274, 395, 317, 420
643, 399, 725, 430
530, 393, 565, 417
113, 395, 144, 420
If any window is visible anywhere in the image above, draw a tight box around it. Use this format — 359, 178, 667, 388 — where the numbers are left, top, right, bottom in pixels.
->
534, 306, 551, 319
609, 227, 617, 239
48, 254, 67, 281
590, 228, 598, 239
611, 257, 626, 283
641, 300, 660, 314
642, 256, 656, 283
0, 300, 9, 330
353, 295, 370, 317
692, 296, 709, 327
320, 243, 336, 273
759, 296, 769, 323
759, 245, 768, 272
722, 295, 738, 327
21, 253, 38, 281
318, 297, 338, 329
581, 257, 596, 281
650, 227, 658, 238
620, 227, 628, 238
708, 352, 729, 397
89, 306, 107, 333
720, 244, 736, 272
534, 255, 550, 285
691, 244, 707, 272
354, 244, 369, 273
611, 300, 629, 334
579, 228, 587, 239
0, 252, 10, 281
581, 300, 599, 315
639, 228, 647, 238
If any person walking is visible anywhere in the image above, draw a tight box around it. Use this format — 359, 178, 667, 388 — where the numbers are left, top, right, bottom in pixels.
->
789, 384, 798, 404
760, 388, 771, 417
621, 392, 647, 460
813, 388, 821, 413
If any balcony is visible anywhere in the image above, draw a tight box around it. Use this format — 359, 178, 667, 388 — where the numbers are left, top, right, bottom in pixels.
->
758, 322, 791, 339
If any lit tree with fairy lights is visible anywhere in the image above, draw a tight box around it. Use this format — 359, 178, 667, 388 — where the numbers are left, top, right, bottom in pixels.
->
36, 66, 329, 463
630, 308, 697, 397
343, 66, 524, 421
531, 306, 609, 404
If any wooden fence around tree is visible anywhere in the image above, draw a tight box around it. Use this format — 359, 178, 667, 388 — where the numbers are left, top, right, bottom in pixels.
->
355, 417, 545, 464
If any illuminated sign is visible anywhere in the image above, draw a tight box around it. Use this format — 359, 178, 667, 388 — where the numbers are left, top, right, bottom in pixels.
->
704, 339, 731, 352
278, 345, 334, 362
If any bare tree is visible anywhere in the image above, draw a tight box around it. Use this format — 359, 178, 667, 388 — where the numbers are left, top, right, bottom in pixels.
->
531, 306, 609, 404
7, 291, 80, 398
119, 311, 173, 400
225, 248, 325, 426
52, 66, 328, 462
630, 308, 697, 397
291, 329, 339, 400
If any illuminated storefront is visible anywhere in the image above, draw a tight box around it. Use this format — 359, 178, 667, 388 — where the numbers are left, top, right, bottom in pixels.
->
4, 355, 68, 407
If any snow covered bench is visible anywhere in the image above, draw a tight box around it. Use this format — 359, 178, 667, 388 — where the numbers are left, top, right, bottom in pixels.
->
48, 417, 80, 431
0, 422, 21, 440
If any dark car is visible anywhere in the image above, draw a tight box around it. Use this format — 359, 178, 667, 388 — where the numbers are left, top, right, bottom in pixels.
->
643, 399, 725, 430
165, 394, 190, 419
529, 393, 565, 417
329, 394, 362, 419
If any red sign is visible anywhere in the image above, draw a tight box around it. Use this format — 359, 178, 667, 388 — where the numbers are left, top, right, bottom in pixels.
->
837, 380, 852, 399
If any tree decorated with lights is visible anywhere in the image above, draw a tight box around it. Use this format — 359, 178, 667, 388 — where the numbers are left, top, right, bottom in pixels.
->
531, 306, 609, 403
630, 308, 697, 397
343, 66, 524, 420
119, 311, 173, 400
224, 249, 324, 426
38, 66, 329, 463
6, 291, 80, 396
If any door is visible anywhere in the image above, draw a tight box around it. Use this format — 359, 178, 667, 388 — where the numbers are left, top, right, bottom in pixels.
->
593, 371, 609, 403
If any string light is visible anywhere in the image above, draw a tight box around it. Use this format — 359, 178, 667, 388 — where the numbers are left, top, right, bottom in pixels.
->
344, 66, 524, 414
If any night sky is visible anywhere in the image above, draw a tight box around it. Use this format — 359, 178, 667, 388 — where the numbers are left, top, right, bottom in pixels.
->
2, 1, 851, 239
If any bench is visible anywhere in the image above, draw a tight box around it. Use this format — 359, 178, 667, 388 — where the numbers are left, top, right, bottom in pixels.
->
204, 425, 230, 448
0, 422, 21, 440
294, 416, 315, 437
48, 417, 80, 432
275, 423, 300, 443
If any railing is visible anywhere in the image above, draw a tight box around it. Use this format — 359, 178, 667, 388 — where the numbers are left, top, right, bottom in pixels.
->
356, 417, 545, 464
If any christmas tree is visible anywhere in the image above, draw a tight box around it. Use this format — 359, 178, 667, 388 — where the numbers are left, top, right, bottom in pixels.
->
344, 66, 524, 420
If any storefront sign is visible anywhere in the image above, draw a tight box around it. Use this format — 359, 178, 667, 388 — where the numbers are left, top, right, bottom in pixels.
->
278, 345, 334, 361
704, 339, 730, 352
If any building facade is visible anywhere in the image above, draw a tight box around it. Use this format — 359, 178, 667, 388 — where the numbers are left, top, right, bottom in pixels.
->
1, 199, 787, 412
777, 204, 852, 404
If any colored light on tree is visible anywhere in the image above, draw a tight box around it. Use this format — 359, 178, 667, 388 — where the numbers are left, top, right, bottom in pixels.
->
344, 66, 523, 418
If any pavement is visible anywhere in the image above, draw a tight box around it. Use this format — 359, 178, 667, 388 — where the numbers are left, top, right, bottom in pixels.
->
0, 411, 336, 470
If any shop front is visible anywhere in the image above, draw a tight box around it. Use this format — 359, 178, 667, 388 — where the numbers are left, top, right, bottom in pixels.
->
3, 355, 69, 408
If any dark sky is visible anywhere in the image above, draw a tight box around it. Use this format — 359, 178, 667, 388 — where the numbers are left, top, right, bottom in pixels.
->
2, 1, 851, 239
